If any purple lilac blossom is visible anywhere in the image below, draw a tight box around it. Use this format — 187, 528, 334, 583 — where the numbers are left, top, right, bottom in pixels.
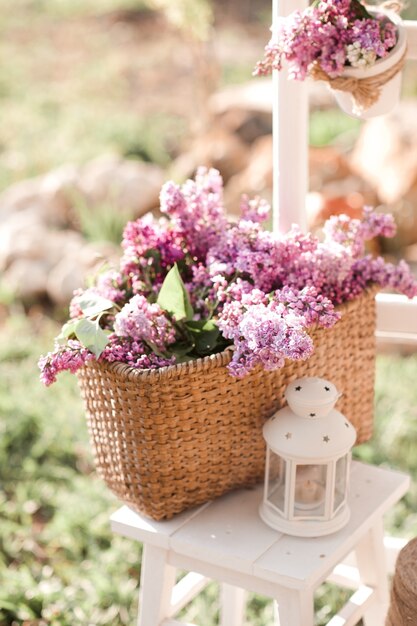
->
160, 167, 227, 260
39, 169, 417, 386
114, 295, 176, 351
38, 341, 94, 386
254, 0, 398, 80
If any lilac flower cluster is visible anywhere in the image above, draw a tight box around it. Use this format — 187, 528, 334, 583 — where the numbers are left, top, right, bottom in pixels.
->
114, 295, 176, 352
254, 0, 398, 80
39, 167, 417, 384
39, 341, 94, 386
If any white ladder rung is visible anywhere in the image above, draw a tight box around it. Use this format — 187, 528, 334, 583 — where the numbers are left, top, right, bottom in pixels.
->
168, 572, 210, 618
326, 585, 375, 626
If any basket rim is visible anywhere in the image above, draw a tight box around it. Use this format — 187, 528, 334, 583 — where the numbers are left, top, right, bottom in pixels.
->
80, 285, 378, 383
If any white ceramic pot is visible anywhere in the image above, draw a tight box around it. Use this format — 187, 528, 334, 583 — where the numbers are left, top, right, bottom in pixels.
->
332, 10, 406, 119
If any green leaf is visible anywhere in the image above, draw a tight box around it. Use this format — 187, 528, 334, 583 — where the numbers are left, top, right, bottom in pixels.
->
157, 264, 193, 321
169, 341, 194, 358
76, 293, 115, 317
56, 319, 79, 344
186, 319, 220, 355
74, 318, 109, 358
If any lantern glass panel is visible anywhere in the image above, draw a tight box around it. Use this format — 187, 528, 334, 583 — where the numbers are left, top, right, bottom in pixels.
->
293, 464, 327, 518
334, 455, 348, 514
266, 450, 286, 513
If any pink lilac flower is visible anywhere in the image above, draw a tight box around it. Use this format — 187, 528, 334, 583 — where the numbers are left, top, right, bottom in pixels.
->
160, 167, 227, 260
114, 295, 176, 351
38, 341, 94, 386
120, 213, 185, 282
219, 299, 315, 377
254, 0, 398, 80
39, 166, 417, 386
100, 335, 175, 369
240, 195, 270, 224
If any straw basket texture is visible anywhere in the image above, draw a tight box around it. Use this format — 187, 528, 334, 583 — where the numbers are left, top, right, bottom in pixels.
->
386, 537, 417, 626
77, 287, 377, 520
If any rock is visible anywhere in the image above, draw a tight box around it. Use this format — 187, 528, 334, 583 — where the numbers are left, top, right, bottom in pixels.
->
39, 164, 81, 227
309, 146, 352, 190
78, 154, 164, 218
0, 211, 50, 271
223, 135, 272, 213
46, 240, 121, 306
350, 102, 417, 205
0, 178, 44, 223
172, 126, 250, 184
2, 258, 50, 303
350, 102, 417, 248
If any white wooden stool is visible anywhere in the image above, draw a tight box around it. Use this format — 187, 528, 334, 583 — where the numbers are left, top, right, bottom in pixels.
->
110, 461, 409, 626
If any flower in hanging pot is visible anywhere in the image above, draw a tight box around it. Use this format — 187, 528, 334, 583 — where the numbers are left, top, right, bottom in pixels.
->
254, 0, 407, 119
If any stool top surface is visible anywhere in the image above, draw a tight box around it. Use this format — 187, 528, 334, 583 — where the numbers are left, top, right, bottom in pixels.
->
111, 461, 409, 589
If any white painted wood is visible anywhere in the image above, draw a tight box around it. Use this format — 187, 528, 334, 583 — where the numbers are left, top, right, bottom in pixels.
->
112, 463, 409, 626
326, 585, 375, 626
405, 21, 417, 60
355, 519, 390, 626
272, 0, 308, 234
169, 573, 209, 618
137, 544, 176, 626
253, 463, 409, 589
376, 293, 417, 338
328, 562, 361, 590
384, 535, 408, 573
110, 502, 210, 549
169, 487, 280, 576
220, 584, 246, 626
275, 588, 314, 626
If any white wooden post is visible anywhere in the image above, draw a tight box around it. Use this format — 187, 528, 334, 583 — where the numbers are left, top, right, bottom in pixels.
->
272, 0, 309, 234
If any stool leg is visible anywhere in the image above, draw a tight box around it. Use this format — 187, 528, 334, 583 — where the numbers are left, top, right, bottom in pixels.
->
220, 584, 246, 626
355, 518, 390, 626
275, 588, 314, 626
137, 544, 176, 626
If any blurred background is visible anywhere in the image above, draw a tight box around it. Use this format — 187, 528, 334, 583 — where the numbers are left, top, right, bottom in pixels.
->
1, 1, 417, 625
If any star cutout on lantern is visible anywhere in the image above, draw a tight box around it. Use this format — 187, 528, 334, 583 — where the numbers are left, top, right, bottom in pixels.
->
295, 386, 302, 391
323, 435, 330, 443
285, 432, 292, 439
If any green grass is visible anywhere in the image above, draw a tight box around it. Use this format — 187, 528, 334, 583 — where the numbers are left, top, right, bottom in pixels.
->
0, 313, 416, 625
0, 0, 186, 193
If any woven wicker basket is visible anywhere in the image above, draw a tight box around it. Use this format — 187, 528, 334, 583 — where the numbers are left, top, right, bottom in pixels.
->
77, 287, 377, 520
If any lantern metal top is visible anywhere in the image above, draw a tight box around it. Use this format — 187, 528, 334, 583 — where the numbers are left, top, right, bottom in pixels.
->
263, 376, 356, 461
285, 377, 340, 418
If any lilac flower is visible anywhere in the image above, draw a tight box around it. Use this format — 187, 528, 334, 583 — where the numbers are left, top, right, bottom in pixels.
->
38, 341, 94, 386
100, 335, 175, 370
160, 167, 227, 260
254, 0, 398, 81
114, 295, 176, 352
40, 169, 417, 386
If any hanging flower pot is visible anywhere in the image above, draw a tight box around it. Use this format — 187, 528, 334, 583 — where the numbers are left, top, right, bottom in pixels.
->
313, 9, 407, 119
254, 1, 407, 119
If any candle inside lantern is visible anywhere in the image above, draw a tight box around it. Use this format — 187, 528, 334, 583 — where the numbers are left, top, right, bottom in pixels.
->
295, 478, 325, 510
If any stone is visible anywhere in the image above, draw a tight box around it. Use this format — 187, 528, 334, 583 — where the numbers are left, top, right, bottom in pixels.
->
350, 103, 417, 248
223, 135, 272, 213
172, 126, 250, 184
350, 102, 417, 205
0, 178, 44, 223
39, 164, 81, 227
78, 154, 164, 219
2, 258, 50, 303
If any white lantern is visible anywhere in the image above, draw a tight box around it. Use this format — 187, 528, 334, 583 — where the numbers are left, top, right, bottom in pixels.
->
259, 377, 356, 537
